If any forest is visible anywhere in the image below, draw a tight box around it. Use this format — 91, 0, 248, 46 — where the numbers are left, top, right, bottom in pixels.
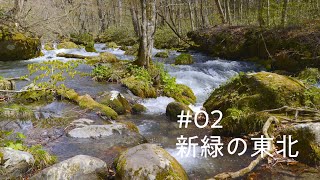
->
0, 0, 320, 179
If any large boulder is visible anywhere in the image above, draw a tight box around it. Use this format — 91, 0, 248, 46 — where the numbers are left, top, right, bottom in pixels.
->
115, 144, 188, 180
204, 72, 319, 135
57, 41, 79, 49
0, 148, 35, 179
31, 155, 107, 180
166, 102, 193, 121
0, 26, 41, 61
98, 91, 131, 115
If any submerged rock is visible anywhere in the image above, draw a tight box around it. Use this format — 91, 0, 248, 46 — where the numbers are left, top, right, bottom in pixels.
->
175, 53, 193, 65
0, 25, 41, 61
0, 148, 35, 179
86, 52, 118, 64
166, 102, 193, 121
115, 144, 188, 180
56, 53, 88, 59
67, 124, 125, 138
31, 155, 107, 180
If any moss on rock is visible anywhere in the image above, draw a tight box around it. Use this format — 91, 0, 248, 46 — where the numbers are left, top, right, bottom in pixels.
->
121, 76, 157, 98
86, 52, 118, 64
124, 44, 139, 56
106, 42, 118, 49
132, 104, 146, 114
43, 42, 54, 51
99, 91, 131, 115
298, 68, 320, 85
166, 102, 193, 121
155, 51, 169, 58
204, 72, 319, 136
175, 53, 193, 65
57, 41, 79, 49
0, 79, 15, 90
0, 25, 41, 61
115, 144, 188, 180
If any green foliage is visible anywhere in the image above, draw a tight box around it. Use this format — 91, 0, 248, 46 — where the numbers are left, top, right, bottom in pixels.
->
26, 60, 83, 89
107, 42, 118, 49
70, 33, 94, 45
155, 51, 169, 58
0, 131, 56, 169
174, 53, 194, 65
298, 68, 320, 85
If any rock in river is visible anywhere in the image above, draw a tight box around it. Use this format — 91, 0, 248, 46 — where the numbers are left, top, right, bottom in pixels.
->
0, 147, 35, 179
31, 155, 107, 180
67, 124, 126, 138
115, 143, 188, 180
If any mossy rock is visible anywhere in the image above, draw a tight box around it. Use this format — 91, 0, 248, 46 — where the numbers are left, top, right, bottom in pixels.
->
164, 84, 196, 105
166, 102, 193, 121
57, 41, 79, 49
298, 68, 320, 85
115, 144, 188, 180
204, 72, 320, 136
175, 53, 193, 65
132, 104, 146, 114
278, 123, 320, 166
44, 42, 54, 50
119, 45, 129, 51
155, 51, 169, 58
15, 89, 55, 104
99, 91, 131, 115
124, 44, 139, 56
106, 42, 118, 49
204, 72, 307, 115
0, 79, 15, 90
0, 26, 41, 61
86, 52, 118, 64
0, 103, 34, 120
85, 42, 97, 52
121, 76, 157, 98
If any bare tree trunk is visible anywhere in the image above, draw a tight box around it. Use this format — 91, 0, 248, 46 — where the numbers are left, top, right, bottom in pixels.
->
258, 0, 265, 27
186, 0, 196, 31
95, 0, 106, 33
267, 0, 270, 26
12, 0, 27, 20
118, 0, 123, 26
215, 0, 227, 24
225, 0, 232, 25
281, 0, 289, 27
136, 0, 157, 68
130, 0, 141, 37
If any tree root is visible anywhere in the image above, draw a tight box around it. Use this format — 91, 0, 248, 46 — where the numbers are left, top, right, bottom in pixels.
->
209, 116, 279, 180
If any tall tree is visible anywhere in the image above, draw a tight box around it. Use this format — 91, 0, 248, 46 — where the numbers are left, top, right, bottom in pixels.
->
135, 0, 157, 68
281, 0, 289, 27
215, 0, 227, 24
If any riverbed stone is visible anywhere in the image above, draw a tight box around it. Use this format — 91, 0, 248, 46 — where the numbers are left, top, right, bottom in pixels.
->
132, 103, 146, 114
30, 155, 107, 180
115, 144, 188, 180
155, 51, 169, 58
0, 147, 35, 179
166, 102, 193, 121
67, 123, 125, 138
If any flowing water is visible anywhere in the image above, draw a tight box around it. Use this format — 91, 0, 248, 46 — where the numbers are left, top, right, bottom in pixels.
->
0, 44, 261, 179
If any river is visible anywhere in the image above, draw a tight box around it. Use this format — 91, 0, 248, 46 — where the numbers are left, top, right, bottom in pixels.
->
1, 44, 261, 179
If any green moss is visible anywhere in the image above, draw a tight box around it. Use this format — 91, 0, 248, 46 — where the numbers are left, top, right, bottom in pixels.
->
57, 41, 79, 49
166, 102, 192, 121
15, 89, 55, 104
58, 88, 118, 119
86, 52, 118, 65
0, 80, 15, 90
0, 103, 34, 120
124, 44, 139, 56
298, 68, 320, 85
155, 51, 169, 58
279, 126, 320, 166
121, 76, 157, 98
175, 53, 193, 65
85, 42, 96, 52
132, 104, 146, 114
106, 42, 118, 49
0, 25, 41, 61
121, 121, 139, 133
99, 93, 131, 115
44, 42, 54, 50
